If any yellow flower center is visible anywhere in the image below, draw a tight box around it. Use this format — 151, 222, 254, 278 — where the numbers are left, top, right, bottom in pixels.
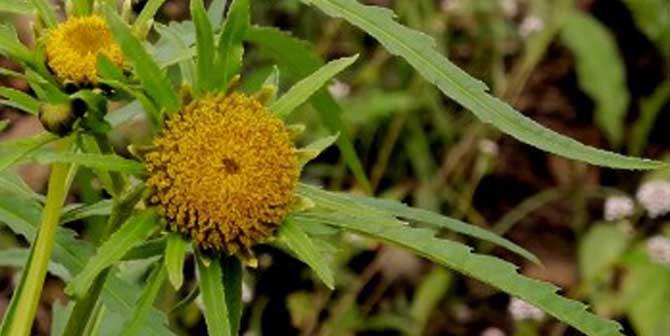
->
145, 93, 300, 254
45, 15, 124, 84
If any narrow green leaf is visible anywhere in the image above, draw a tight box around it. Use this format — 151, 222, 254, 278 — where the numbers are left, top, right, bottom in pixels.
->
0, 24, 35, 65
0, 132, 57, 172
154, 23, 196, 84
0, 0, 33, 15
222, 256, 242, 335
246, 26, 371, 193
119, 262, 167, 336
0, 67, 26, 79
196, 253, 232, 336
165, 233, 188, 290
0, 171, 44, 202
297, 134, 339, 167
0, 120, 7, 132
97, 54, 126, 82
214, 0, 249, 89
207, 0, 228, 27
59, 199, 113, 225
297, 185, 624, 336
103, 6, 181, 116
276, 218, 335, 289
561, 10, 629, 146
0, 194, 174, 335
0, 87, 39, 115
271, 55, 358, 118
300, 0, 665, 170
347, 194, 540, 264
50, 301, 73, 336
629, 81, 670, 155
29, 0, 58, 27
30, 152, 145, 174
133, 0, 166, 32
191, 0, 216, 93
66, 209, 160, 298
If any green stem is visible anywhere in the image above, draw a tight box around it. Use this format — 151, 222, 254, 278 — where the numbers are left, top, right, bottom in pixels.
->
7, 140, 72, 336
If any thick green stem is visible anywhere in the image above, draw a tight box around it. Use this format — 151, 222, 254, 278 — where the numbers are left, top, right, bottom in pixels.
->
6, 140, 72, 336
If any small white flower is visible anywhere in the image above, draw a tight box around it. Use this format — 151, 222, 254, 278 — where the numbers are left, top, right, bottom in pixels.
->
481, 327, 506, 336
636, 180, 670, 218
604, 195, 634, 221
328, 80, 350, 99
519, 16, 544, 37
508, 298, 544, 321
500, 0, 518, 17
647, 235, 670, 266
478, 139, 499, 156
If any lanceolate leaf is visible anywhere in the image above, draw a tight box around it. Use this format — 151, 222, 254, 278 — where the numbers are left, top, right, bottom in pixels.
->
246, 26, 371, 193
214, 0, 249, 89
296, 185, 623, 336
196, 253, 232, 336
165, 233, 189, 290
207, 0, 228, 27
300, 0, 664, 170
66, 209, 160, 298
0, 132, 57, 172
30, 152, 146, 175
346, 193, 539, 264
221, 257, 243, 336
276, 219, 335, 289
0, 248, 70, 280
103, 6, 181, 117
133, 0, 166, 33
0, 194, 173, 335
0, 87, 39, 115
271, 55, 358, 118
561, 10, 629, 146
59, 199, 113, 225
119, 263, 167, 336
191, 0, 217, 93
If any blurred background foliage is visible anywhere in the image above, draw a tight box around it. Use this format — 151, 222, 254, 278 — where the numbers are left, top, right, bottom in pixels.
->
1, 0, 670, 335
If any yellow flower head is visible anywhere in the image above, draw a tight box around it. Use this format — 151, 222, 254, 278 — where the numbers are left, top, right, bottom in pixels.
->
45, 15, 124, 85
145, 93, 300, 254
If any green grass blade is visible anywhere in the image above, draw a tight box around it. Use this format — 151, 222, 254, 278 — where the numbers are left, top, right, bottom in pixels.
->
246, 26, 371, 193
214, 0, 249, 89
0, 24, 35, 66
30, 152, 146, 175
276, 218, 335, 289
0, 0, 33, 15
191, 0, 216, 93
66, 209, 160, 298
271, 55, 358, 118
165, 233, 188, 290
297, 185, 624, 336
0, 248, 70, 280
103, 5, 181, 117
119, 262, 167, 336
154, 23, 196, 84
196, 253, 232, 336
0, 132, 57, 172
222, 257, 242, 335
300, 0, 665, 170
29, 0, 58, 27
561, 10, 629, 146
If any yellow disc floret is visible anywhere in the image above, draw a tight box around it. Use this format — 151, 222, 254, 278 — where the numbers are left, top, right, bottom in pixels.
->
145, 93, 300, 254
45, 15, 123, 84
